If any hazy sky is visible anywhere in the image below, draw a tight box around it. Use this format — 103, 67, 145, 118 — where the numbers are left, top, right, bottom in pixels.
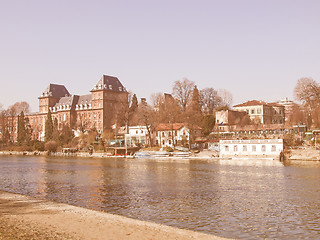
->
1, 0, 320, 112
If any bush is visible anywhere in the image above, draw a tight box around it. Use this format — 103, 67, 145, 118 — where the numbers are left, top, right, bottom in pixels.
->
33, 141, 45, 151
44, 141, 58, 152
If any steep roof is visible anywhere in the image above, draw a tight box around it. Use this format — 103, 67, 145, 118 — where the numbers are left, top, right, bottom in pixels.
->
53, 95, 79, 110
39, 84, 70, 99
91, 75, 126, 92
233, 100, 267, 108
156, 123, 202, 131
76, 94, 92, 105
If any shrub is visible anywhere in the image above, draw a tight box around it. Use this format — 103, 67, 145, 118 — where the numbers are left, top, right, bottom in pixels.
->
44, 141, 58, 153
33, 141, 45, 151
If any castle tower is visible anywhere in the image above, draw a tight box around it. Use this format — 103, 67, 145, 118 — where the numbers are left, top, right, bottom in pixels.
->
38, 84, 70, 114
90, 75, 127, 132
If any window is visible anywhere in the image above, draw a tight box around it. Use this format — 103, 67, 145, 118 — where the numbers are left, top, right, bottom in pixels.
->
169, 140, 171, 144
252, 145, 256, 152
271, 145, 276, 152
234, 145, 238, 152
136, 130, 138, 134
225, 146, 229, 151
243, 145, 247, 151
251, 109, 255, 114
261, 145, 266, 152
257, 108, 261, 114
162, 132, 165, 137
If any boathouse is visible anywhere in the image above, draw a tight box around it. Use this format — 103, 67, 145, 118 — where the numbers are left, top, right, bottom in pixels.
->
219, 139, 283, 159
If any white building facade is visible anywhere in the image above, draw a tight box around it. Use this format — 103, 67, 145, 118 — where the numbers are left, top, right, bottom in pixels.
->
219, 139, 283, 159
124, 126, 152, 147
155, 123, 201, 148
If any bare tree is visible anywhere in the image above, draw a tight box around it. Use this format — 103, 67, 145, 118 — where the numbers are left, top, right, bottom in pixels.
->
172, 78, 195, 112
218, 89, 233, 108
137, 101, 155, 147
8, 102, 31, 115
200, 88, 222, 114
294, 77, 320, 110
150, 92, 164, 111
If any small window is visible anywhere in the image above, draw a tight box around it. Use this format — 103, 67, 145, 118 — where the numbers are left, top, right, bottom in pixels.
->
262, 145, 266, 152
251, 109, 255, 114
243, 145, 247, 151
271, 145, 276, 152
162, 132, 165, 137
169, 140, 171, 144
252, 145, 256, 152
234, 145, 238, 152
225, 146, 229, 151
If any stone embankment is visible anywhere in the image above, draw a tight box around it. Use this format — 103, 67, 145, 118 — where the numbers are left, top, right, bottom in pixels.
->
0, 190, 226, 240
286, 148, 320, 161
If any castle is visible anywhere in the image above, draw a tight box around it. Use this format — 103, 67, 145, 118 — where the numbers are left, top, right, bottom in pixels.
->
25, 74, 127, 141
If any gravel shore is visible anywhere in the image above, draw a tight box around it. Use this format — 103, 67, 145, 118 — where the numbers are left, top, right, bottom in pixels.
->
0, 191, 226, 240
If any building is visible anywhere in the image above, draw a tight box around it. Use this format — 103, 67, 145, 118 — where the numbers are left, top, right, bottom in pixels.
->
124, 126, 153, 147
4, 75, 127, 142
215, 110, 250, 132
155, 123, 202, 148
219, 139, 283, 159
233, 100, 285, 125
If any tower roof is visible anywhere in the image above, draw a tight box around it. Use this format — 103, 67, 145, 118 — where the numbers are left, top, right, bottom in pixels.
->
91, 75, 126, 92
39, 84, 70, 99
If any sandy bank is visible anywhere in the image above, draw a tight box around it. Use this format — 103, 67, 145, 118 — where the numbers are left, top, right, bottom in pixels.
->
0, 191, 226, 240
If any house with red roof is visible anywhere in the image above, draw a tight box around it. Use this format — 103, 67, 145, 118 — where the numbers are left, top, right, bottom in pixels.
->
233, 100, 285, 125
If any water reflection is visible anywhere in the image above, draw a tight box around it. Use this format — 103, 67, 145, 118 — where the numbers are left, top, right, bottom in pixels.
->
0, 156, 319, 239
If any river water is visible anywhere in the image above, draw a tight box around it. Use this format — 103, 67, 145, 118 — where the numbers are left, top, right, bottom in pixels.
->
0, 155, 319, 239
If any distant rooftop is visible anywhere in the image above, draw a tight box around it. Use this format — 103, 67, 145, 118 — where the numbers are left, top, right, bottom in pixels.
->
39, 84, 70, 99
91, 75, 126, 92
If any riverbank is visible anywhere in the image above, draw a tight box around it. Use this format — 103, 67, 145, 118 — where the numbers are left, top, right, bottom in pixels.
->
1, 148, 320, 161
0, 190, 226, 240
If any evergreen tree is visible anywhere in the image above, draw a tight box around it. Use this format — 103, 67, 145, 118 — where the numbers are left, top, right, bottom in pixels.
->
45, 110, 53, 142
52, 118, 60, 141
17, 111, 26, 145
129, 93, 139, 125
190, 86, 201, 113
130, 94, 138, 113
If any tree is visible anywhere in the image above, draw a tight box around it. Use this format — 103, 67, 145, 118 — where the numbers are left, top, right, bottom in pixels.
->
58, 124, 74, 146
45, 110, 53, 141
200, 88, 222, 114
218, 89, 233, 108
172, 78, 195, 112
201, 115, 215, 136
17, 111, 27, 145
294, 77, 320, 128
294, 77, 320, 108
137, 101, 155, 147
189, 86, 201, 113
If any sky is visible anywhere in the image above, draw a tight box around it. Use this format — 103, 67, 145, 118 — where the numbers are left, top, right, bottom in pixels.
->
1, 0, 320, 112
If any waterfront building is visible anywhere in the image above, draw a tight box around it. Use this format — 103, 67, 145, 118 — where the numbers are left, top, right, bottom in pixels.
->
219, 139, 283, 159
155, 123, 202, 148
124, 126, 154, 147
3, 75, 127, 142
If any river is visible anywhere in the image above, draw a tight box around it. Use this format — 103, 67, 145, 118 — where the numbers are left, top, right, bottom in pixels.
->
0, 155, 319, 239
